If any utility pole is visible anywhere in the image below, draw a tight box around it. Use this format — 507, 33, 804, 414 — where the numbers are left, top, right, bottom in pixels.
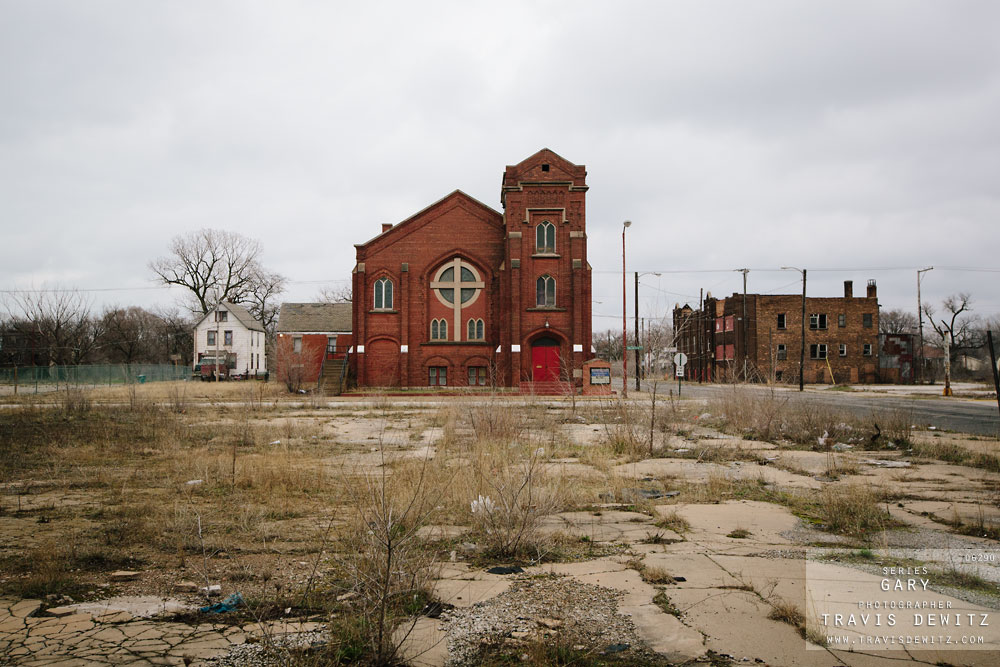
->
799, 270, 806, 392
917, 267, 933, 384
737, 269, 749, 381
783, 267, 807, 391
634, 272, 641, 393
698, 288, 703, 383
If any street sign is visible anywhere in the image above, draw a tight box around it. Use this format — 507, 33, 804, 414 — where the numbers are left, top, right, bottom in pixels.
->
675, 365, 684, 377
673, 352, 688, 367
626, 345, 644, 350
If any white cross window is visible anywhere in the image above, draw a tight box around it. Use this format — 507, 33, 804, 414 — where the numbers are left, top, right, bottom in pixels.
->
431, 258, 484, 342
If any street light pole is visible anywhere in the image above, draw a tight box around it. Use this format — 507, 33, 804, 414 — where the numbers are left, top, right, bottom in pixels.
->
622, 221, 631, 398
782, 267, 807, 391
917, 267, 933, 384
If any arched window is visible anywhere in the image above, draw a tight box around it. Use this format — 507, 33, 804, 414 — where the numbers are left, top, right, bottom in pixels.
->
374, 277, 393, 310
536, 275, 556, 307
467, 318, 484, 340
431, 318, 448, 341
536, 221, 555, 254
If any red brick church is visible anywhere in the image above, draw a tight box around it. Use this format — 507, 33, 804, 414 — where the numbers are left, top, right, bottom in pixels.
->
351, 149, 593, 389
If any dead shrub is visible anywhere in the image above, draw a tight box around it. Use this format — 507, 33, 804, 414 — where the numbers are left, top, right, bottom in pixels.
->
332, 453, 440, 667
817, 484, 892, 539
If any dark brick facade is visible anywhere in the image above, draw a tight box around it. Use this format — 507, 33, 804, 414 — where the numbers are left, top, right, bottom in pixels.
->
674, 280, 880, 384
352, 149, 592, 388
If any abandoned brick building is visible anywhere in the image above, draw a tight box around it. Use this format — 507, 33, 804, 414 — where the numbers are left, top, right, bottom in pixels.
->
350, 149, 593, 389
673, 280, 880, 384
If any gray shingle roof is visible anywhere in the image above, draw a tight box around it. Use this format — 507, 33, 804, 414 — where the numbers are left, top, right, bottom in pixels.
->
193, 301, 264, 332
277, 303, 352, 333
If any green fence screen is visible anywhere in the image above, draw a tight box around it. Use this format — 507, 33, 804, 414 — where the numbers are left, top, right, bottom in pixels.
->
0, 364, 190, 392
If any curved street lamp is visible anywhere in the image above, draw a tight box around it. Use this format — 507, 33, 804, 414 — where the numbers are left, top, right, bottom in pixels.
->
622, 221, 631, 398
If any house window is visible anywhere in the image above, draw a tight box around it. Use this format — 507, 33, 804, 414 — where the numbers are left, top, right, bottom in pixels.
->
431, 318, 448, 341
776, 344, 787, 360
863, 343, 873, 356
838, 314, 846, 328
207, 330, 216, 346
467, 318, 484, 340
536, 221, 555, 254
224, 330, 233, 346
293, 336, 302, 354
216, 311, 228, 322
839, 343, 847, 357
373, 277, 394, 310
468, 366, 487, 386
863, 313, 873, 329
810, 343, 827, 360
775, 370, 783, 381
428, 366, 447, 386
809, 314, 828, 330
536, 275, 556, 307
777, 313, 786, 330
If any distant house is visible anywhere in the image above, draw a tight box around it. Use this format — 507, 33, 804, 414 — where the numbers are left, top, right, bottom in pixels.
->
275, 303, 353, 391
192, 302, 267, 378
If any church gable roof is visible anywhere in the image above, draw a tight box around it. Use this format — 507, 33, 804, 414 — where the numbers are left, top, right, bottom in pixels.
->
503, 148, 587, 188
355, 190, 503, 254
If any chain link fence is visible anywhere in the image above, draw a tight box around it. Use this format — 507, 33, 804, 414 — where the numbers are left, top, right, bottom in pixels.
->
0, 364, 190, 394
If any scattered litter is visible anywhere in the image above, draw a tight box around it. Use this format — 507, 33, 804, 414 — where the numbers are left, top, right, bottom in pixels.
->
336, 591, 358, 602
817, 430, 829, 448
673, 576, 687, 582
420, 601, 454, 618
201, 584, 222, 596
604, 643, 630, 654
698, 413, 711, 420
109, 570, 141, 582
674, 448, 690, 454
622, 488, 669, 501
486, 566, 524, 575
831, 443, 852, 452
172, 581, 198, 593
863, 459, 911, 468
928, 426, 937, 431
269, 440, 281, 445
199, 592, 244, 614
185, 479, 203, 486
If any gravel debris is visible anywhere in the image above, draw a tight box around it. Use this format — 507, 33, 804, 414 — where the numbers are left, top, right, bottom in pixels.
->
441, 575, 649, 666
206, 630, 327, 666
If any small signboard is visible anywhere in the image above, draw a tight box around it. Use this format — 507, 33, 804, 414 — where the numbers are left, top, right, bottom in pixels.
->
673, 352, 688, 367
590, 367, 611, 385
675, 365, 685, 377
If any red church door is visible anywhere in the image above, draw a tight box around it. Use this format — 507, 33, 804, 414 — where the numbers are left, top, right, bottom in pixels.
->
531, 337, 561, 382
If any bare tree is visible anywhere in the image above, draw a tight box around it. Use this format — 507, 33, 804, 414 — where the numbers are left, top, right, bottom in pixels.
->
316, 283, 353, 303
98, 306, 165, 364
924, 293, 983, 358
879, 308, 918, 334
3, 288, 100, 365
149, 229, 286, 328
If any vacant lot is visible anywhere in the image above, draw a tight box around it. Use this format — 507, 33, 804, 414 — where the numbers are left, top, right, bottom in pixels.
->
1, 382, 999, 666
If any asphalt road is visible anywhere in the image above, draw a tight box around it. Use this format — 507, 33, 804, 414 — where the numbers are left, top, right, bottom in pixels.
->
627, 380, 1000, 437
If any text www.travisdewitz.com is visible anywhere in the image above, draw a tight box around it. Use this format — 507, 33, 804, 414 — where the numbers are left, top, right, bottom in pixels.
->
826, 635, 986, 646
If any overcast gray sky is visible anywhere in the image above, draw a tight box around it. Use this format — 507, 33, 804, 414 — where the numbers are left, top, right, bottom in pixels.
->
2, 1, 999, 332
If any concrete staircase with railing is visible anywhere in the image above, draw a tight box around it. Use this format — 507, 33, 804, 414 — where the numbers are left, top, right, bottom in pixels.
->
319, 357, 348, 395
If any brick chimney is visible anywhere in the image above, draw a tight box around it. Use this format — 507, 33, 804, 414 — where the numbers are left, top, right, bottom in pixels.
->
866, 279, 877, 298
844, 280, 853, 298
381, 223, 392, 233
